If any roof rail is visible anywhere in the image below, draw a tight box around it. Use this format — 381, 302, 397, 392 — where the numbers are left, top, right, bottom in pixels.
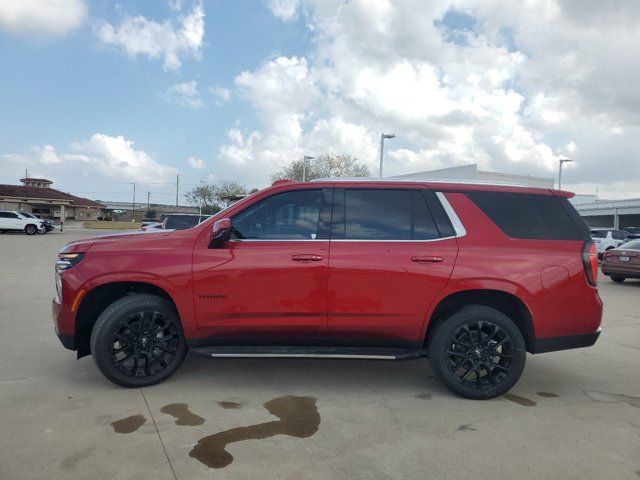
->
308, 177, 540, 188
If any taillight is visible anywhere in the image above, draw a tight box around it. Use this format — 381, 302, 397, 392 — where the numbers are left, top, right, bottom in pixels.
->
581, 241, 598, 286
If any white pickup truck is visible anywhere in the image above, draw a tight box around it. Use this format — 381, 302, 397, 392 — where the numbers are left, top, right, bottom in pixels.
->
0, 211, 46, 235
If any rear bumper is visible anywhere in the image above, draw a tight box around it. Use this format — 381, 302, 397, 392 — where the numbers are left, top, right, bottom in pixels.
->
602, 264, 640, 278
532, 328, 601, 354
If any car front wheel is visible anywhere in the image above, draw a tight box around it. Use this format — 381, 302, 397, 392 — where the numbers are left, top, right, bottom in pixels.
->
24, 224, 37, 235
427, 304, 526, 399
90, 294, 187, 387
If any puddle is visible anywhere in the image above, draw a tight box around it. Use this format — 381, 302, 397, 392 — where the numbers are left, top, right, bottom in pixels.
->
161, 403, 205, 426
457, 424, 477, 431
537, 392, 560, 398
190, 395, 320, 469
415, 393, 433, 400
217, 401, 243, 409
583, 390, 640, 408
110, 414, 146, 433
503, 393, 537, 407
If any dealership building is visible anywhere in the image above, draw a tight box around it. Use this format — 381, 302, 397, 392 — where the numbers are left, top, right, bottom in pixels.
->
0, 178, 103, 220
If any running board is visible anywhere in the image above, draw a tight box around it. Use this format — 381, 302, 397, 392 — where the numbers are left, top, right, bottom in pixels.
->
189, 346, 427, 360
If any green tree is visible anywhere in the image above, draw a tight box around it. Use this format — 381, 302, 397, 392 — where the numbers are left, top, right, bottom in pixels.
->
144, 210, 157, 220
185, 181, 250, 212
270, 153, 370, 182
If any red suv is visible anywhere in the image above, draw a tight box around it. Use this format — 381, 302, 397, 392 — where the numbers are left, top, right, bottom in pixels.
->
53, 180, 602, 399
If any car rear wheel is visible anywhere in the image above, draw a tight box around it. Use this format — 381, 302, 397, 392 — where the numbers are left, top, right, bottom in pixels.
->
611, 276, 625, 283
427, 305, 526, 399
24, 224, 37, 235
90, 294, 187, 387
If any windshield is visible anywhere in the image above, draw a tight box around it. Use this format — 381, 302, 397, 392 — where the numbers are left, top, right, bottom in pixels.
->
20, 212, 36, 219
591, 230, 608, 238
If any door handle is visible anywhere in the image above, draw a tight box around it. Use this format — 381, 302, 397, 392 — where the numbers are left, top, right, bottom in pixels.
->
411, 256, 443, 264
291, 254, 324, 262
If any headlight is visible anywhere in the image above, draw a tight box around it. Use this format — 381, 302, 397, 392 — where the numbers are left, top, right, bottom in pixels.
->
55, 253, 84, 301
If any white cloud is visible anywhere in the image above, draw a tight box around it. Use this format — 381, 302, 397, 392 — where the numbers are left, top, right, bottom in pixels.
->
265, 0, 300, 21
0, 0, 86, 37
94, 1, 204, 70
187, 156, 206, 169
162, 81, 204, 108
214, 0, 640, 197
209, 86, 231, 104
1, 133, 178, 186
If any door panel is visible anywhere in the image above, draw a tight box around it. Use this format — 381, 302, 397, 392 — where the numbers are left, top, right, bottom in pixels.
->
327, 239, 457, 342
327, 188, 458, 344
193, 240, 329, 339
192, 187, 332, 341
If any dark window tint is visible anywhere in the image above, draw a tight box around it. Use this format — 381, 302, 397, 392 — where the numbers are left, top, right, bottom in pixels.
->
467, 192, 587, 240
612, 230, 629, 240
591, 230, 608, 239
424, 191, 455, 237
164, 215, 202, 230
233, 189, 322, 239
0, 212, 8, 218
343, 189, 411, 240
412, 190, 439, 240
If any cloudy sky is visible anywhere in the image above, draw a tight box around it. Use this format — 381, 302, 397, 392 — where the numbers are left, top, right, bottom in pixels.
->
1, 0, 639, 203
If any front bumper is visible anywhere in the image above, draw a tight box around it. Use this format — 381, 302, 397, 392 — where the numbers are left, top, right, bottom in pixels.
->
532, 328, 601, 354
52, 297, 75, 350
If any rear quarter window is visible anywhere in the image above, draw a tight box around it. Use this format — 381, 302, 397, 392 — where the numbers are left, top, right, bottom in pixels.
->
466, 192, 589, 241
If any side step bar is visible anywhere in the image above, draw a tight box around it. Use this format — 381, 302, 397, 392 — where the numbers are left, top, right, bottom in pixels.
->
189, 346, 427, 360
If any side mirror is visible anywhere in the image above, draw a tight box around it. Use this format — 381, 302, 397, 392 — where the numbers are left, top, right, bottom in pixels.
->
209, 218, 232, 248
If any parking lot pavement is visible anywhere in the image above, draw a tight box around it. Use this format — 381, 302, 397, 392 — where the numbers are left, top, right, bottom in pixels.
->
0, 230, 639, 480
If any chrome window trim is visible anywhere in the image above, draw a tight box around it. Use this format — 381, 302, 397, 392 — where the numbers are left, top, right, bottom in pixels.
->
436, 191, 467, 238
231, 237, 455, 243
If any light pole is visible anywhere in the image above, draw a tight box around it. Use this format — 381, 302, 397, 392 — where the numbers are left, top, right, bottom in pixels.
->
558, 158, 573, 189
302, 155, 314, 182
379, 133, 396, 177
131, 183, 136, 221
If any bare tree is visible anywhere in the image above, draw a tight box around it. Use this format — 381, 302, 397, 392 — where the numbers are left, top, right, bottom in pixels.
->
185, 181, 250, 213
271, 153, 370, 182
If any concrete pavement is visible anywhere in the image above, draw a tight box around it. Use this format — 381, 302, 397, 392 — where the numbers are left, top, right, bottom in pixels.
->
0, 230, 638, 480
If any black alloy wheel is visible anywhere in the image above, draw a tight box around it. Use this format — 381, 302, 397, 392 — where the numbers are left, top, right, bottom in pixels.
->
428, 304, 526, 399
445, 321, 513, 390
91, 294, 187, 387
25, 224, 37, 235
109, 310, 180, 378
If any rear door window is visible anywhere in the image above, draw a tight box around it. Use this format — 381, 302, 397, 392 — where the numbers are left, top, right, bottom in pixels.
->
331, 189, 449, 241
467, 192, 588, 240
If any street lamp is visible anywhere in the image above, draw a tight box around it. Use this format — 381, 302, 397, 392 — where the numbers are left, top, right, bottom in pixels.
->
379, 133, 396, 177
302, 155, 314, 182
558, 158, 573, 189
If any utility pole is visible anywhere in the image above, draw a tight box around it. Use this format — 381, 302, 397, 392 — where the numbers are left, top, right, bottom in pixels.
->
131, 183, 136, 220
379, 133, 396, 177
147, 191, 150, 217
176, 174, 179, 206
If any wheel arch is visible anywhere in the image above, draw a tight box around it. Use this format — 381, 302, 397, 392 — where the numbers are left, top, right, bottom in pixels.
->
425, 289, 535, 353
75, 281, 179, 358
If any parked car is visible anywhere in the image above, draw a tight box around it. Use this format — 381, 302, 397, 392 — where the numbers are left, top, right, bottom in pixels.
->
622, 226, 640, 236
161, 214, 210, 230
19, 211, 54, 232
590, 228, 630, 258
139, 222, 164, 232
0, 211, 46, 234
52, 179, 602, 399
601, 239, 640, 282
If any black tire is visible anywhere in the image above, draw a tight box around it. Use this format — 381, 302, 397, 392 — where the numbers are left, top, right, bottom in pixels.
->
427, 305, 526, 400
24, 224, 38, 235
611, 276, 625, 283
90, 294, 187, 387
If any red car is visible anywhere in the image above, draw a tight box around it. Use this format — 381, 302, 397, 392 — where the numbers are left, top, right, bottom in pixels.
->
53, 179, 602, 399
